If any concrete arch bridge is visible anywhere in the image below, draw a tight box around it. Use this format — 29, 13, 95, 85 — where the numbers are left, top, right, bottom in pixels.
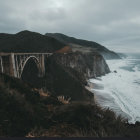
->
0, 53, 52, 78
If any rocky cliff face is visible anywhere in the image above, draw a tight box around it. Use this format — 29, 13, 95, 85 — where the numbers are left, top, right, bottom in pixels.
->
52, 52, 110, 79
43, 51, 109, 101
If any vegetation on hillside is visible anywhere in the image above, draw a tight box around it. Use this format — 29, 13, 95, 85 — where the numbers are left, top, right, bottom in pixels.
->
0, 74, 140, 137
0, 30, 139, 137
0, 31, 66, 53
45, 33, 120, 59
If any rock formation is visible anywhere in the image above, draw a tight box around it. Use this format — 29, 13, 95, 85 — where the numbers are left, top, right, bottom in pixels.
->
52, 52, 110, 79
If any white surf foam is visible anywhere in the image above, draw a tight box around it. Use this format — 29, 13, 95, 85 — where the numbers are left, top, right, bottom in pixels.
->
90, 57, 140, 124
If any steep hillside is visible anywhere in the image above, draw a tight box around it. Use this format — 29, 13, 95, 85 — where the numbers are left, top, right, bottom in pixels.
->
45, 33, 120, 59
1, 74, 140, 137
0, 74, 62, 136
43, 55, 94, 102
21, 52, 95, 102
0, 31, 66, 53
41, 52, 109, 102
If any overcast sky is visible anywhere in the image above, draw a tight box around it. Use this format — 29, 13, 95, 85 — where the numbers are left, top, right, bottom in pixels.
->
0, 0, 140, 53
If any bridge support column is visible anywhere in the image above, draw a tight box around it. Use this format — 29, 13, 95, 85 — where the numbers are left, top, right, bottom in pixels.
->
41, 54, 45, 76
38, 54, 45, 77
10, 53, 17, 77
0, 56, 3, 73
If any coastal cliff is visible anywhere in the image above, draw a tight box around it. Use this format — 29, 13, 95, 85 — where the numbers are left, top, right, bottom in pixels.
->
42, 51, 110, 102
52, 52, 110, 79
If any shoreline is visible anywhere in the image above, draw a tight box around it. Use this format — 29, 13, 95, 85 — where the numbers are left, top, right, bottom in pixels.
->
85, 80, 101, 105
85, 79, 133, 123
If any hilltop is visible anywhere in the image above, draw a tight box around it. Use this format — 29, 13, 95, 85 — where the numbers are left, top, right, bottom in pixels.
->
0, 30, 66, 53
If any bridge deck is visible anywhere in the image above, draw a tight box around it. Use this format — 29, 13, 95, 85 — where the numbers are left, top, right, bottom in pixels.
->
0, 53, 53, 56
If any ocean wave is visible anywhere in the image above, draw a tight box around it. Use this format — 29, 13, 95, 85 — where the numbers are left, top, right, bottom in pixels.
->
90, 55, 140, 124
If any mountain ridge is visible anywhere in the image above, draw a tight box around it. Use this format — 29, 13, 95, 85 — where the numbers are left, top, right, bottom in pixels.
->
0, 30, 120, 60
0, 30, 66, 53
45, 33, 120, 59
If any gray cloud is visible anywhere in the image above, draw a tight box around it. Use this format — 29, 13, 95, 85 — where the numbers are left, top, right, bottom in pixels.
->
0, 0, 140, 52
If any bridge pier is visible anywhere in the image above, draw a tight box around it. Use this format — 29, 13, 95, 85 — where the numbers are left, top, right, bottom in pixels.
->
0, 56, 3, 73
38, 54, 45, 77
10, 53, 17, 77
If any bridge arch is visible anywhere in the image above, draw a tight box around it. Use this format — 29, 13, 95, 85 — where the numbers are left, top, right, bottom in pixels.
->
0, 53, 50, 79
19, 56, 40, 78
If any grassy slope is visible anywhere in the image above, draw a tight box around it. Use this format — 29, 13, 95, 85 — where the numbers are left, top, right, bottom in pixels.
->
0, 74, 61, 136
0, 74, 140, 137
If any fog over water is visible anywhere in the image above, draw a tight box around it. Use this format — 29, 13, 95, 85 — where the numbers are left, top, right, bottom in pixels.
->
90, 53, 140, 124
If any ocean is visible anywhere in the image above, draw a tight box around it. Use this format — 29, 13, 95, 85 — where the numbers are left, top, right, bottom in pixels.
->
89, 53, 140, 124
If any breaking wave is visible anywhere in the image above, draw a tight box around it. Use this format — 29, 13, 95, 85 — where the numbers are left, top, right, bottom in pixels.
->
90, 53, 140, 124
